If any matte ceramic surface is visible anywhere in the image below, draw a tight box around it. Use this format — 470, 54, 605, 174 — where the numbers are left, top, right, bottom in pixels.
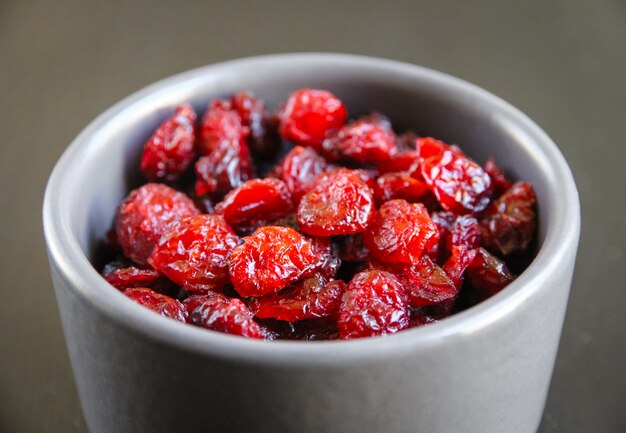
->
43, 54, 580, 433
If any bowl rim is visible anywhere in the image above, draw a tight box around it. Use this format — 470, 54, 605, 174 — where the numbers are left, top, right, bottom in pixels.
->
43, 52, 580, 366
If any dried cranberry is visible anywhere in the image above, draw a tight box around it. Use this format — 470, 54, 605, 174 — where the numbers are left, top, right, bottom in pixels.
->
103, 264, 162, 290
338, 269, 409, 339
483, 157, 512, 198
184, 293, 265, 339
199, 99, 248, 156
378, 150, 421, 176
194, 143, 254, 198
322, 113, 398, 163
115, 183, 199, 267
149, 215, 238, 293
442, 245, 476, 288
230, 91, 279, 155
448, 214, 481, 251
480, 181, 536, 256
417, 137, 492, 214
278, 88, 347, 150
249, 274, 346, 322
467, 248, 515, 300
124, 287, 187, 322
374, 173, 430, 205
363, 199, 439, 265
376, 256, 458, 307
297, 169, 375, 236
229, 226, 327, 297
215, 178, 293, 229
140, 104, 197, 182
277, 146, 331, 204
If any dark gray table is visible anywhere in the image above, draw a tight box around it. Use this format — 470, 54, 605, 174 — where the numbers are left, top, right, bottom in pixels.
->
1, 1, 624, 432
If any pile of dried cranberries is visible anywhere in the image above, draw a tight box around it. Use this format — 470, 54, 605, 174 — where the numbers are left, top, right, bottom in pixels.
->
101, 88, 537, 340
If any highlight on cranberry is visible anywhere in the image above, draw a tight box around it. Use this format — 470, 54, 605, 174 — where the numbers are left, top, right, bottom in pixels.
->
101, 88, 537, 340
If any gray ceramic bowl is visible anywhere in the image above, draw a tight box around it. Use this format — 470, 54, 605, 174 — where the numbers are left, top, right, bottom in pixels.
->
43, 53, 580, 433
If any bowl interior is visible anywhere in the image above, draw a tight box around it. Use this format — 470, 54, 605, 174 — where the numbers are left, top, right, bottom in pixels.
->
45, 54, 577, 357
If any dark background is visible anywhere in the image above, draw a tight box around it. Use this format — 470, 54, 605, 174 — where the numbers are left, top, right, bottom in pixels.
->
1, 1, 624, 432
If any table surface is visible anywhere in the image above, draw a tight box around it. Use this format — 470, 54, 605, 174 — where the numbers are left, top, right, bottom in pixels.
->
1, 1, 624, 432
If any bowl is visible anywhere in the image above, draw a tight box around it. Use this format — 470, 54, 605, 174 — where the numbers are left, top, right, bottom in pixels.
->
43, 53, 580, 433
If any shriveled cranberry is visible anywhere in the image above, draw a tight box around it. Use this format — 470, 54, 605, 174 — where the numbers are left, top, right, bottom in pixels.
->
199, 99, 248, 156
278, 88, 347, 150
322, 113, 398, 163
149, 215, 238, 293
115, 183, 200, 267
378, 150, 421, 176
442, 245, 476, 288
417, 137, 492, 214
467, 248, 515, 300
140, 104, 197, 182
194, 143, 254, 198
374, 173, 430, 205
124, 287, 187, 322
249, 274, 346, 322
483, 157, 512, 198
297, 169, 375, 236
277, 146, 331, 204
338, 269, 409, 339
363, 199, 439, 265
184, 293, 265, 339
215, 178, 293, 229
230, 91, 279, 156
448, 215, 481, 251
103, 263, 162, 290
229, 226, 327, 297
376, 255, 458, 307
480, 181, 536, 256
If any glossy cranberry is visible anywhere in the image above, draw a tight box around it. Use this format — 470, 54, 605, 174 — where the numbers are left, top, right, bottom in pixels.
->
140, 104, 197, 182
194, 143, 254, 199
376, 255, 458, 307
103, 263, 162, 290
249, 274, 346, 322
276, 146, 331, 204
322, 113, 398, 163
215, 178, 293, 229
297, 169, 375, 236
442, 245, 476, 288
184, 293, 265, 339
124, 287, 187, 322
374, 173, 430, 205
231, 91, 281, 156
363, 199, 439, 265
149, 215, 239, 293
229, 226, 327, 297
115, 183, 199, 267
418, 137, 492, 214
338, 269, 409, 339
278, 88, 347, 150
199, 99, 248, 156
467, 248, 515, 300
480, 181, 536, 256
